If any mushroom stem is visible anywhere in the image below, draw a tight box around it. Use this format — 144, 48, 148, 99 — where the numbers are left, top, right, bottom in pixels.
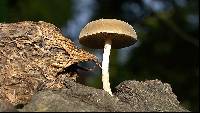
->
102, 39, 113, 96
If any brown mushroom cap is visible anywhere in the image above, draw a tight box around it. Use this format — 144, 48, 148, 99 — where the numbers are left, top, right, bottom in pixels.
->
79, 19, 137, 49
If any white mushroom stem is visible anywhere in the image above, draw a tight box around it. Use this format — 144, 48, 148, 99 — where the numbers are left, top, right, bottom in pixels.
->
102, 39, 113, 96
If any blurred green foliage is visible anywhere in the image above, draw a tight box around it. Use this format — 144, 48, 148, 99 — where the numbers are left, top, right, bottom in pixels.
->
0, 0, 199, 111
0, 0, 71, 26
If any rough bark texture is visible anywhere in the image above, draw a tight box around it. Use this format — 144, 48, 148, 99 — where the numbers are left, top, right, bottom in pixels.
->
0, 99, 18, 112
0, 21, 189, 112
19, 80, 188, 112
0, 21, 99, 106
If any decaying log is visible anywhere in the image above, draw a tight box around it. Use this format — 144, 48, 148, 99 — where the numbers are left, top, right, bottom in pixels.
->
0, 21, 99, 105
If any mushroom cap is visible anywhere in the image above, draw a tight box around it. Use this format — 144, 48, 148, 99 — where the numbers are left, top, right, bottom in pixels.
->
79, 19, 137, 49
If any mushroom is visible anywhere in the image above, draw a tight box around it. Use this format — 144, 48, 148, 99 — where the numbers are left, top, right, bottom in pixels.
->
79, 19, 137, 96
